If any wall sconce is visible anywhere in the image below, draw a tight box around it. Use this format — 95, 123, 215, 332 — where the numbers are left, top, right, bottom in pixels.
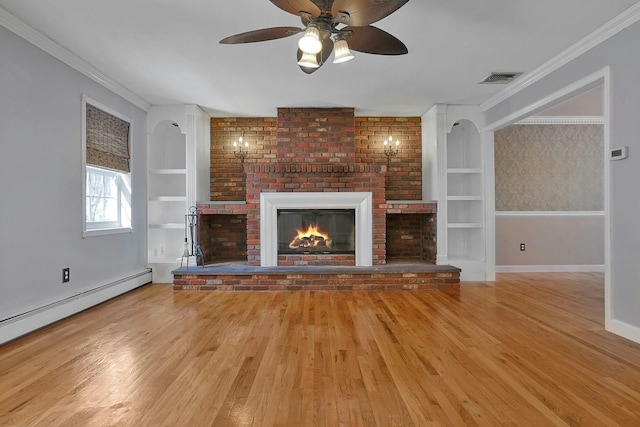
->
232, 134, 249, 165
383, 135, 399, 164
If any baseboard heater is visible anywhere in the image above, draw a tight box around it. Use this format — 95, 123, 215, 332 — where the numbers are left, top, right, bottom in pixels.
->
0, 269, 152, 345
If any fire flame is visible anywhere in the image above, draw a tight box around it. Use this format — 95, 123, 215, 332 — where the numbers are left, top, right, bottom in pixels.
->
289, 224, 332, 249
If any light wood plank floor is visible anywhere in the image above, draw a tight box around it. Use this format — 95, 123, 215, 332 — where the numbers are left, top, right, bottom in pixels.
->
1, 272, 640, 426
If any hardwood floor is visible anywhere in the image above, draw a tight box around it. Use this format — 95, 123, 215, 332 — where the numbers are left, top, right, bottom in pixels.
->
1, 273, 640, 426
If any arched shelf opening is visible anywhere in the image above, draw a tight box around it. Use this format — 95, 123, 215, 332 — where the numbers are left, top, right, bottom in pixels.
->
445, 118, 486, 278
148, 119, 189, 265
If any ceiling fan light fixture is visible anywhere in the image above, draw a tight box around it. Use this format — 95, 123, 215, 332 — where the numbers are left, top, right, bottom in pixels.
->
220, 0, 409, 73
297, 51, 320, 68
333, 39, 354, 64
298, 26, 322, 54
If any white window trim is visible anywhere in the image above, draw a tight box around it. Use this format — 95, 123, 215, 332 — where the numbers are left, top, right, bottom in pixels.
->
82, 95, 134, 238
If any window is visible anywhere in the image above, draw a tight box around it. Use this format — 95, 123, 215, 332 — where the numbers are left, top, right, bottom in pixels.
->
86, 166, 131, 230
82, 96, 133, 236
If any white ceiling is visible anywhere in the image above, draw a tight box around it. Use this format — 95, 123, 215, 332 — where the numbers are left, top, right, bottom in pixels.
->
1, 0, 638, 117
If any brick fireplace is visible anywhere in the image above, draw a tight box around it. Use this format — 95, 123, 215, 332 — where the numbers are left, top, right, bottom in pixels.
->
173, 108, 460, 290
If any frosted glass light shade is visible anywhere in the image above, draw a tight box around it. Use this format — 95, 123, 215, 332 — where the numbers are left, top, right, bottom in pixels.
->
297, 52, 319, 68
333, 39, 354, 64
298, 26, 322, 54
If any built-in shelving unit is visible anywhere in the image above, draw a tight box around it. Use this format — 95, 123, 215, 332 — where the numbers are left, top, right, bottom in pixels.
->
445, 119, 486, 272
148, 120, 187, 265
146, 105, 211, 283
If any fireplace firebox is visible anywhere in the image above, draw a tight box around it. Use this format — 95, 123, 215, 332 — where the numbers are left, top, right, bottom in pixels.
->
277, 209, 355, 255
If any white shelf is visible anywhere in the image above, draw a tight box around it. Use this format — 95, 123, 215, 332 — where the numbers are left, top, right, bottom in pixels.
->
447, 223, 484, 229
447, 196, 482, 201
149, 196, 187, 202
447, 168, 482, 174
149, 223, 184, 229
150, 168, 187, 175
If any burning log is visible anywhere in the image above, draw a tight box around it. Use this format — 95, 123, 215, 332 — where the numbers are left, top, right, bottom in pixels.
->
289, 224, 332, 250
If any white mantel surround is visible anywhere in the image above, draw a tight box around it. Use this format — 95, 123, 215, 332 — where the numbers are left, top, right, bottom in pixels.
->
260, 192, 373, 267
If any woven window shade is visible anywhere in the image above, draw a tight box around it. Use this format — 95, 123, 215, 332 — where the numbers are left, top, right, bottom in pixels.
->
86, 104, 130, 172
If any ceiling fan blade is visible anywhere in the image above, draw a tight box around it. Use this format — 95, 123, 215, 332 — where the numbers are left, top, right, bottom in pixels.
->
310, 0, 336, 11
297, 37, 334, 74
270, 0, 321, 17
332, 0, 410, 26
220, 27, 302, 44
345, 25, 407, 55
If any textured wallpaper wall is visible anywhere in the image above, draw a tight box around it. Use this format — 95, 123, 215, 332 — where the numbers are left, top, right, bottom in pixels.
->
495, 124, 604, 211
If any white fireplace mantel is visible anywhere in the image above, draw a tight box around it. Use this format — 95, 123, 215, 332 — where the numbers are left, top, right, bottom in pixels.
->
260, 192, 373, 267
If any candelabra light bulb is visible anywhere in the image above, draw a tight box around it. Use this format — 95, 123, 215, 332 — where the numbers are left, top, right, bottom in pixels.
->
232, 135, 249, 166
383, 135, 399, 164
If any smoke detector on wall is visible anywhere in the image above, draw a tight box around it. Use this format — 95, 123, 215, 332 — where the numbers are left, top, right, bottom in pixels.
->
479, 72, 523, 84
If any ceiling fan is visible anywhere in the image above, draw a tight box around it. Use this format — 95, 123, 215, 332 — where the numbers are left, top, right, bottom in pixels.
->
219, 0, 410, 74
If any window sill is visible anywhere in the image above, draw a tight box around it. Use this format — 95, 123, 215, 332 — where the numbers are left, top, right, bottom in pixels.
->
83, 227, 133, 238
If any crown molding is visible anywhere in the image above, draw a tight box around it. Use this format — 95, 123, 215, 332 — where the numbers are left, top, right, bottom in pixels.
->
514, 116, 604, 125
483, 67, 609, 131
0, 7, 150, 111
480, 2, 640, 112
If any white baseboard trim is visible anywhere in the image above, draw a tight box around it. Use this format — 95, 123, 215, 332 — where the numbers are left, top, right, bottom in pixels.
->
609, 319, 640, 345
496, 265, 605, 273
0, 269, 152, 345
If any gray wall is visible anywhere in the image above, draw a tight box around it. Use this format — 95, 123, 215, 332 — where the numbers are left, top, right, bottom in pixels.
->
485, 20, 640, 332
496, 214, 604, 267
0, 26, 148, 321
494, 124, 604, 268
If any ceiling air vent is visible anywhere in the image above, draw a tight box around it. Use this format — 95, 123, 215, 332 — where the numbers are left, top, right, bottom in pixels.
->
479, 72, 523, 84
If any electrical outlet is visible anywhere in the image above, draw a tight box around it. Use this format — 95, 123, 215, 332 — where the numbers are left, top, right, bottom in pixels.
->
62, 268, 70, 283
520, 243, 526, 251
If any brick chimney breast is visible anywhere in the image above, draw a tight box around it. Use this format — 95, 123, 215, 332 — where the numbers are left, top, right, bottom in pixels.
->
277, 108, 355, 165
205, 109, 431, 268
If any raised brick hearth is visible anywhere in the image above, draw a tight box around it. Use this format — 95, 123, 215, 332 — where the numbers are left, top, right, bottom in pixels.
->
173, 107, 459, 291
173, 263, 460, 291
